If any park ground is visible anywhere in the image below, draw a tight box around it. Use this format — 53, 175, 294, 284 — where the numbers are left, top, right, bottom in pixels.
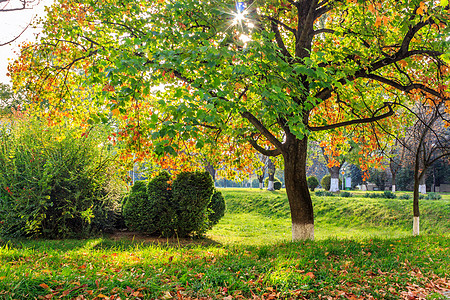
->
0, 189, 449, 299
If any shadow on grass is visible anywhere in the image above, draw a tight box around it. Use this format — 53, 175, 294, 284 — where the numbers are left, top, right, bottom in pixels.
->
0, 231, 222, 253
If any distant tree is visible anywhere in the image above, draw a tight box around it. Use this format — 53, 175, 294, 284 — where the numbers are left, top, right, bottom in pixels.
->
369, 168, 387, 191
398, 100, 450, 235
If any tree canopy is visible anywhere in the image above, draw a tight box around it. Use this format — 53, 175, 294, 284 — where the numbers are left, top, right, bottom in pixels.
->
10, 0, 450, 240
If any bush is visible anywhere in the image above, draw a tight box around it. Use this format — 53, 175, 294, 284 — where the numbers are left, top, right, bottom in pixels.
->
321, 175, 331, 191
307, 176, 319, 191
147, 171, 175, 236
273, 181, 282, 190
382, 191, 397, 199
339, 191, 352, 197
173, 171, 215, 237
315, 191, 335, 197
123, 172, 176, 236
399, 194, 411, 200
363, 191, 397, 199
0, 120, 120, 239
122, 181, 148, 232
208, 191, 226, 227
123, 171, 223, 237
426, 192, 442, 200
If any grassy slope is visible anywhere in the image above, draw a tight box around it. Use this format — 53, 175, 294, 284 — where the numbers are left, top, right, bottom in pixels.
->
0, 189, 449, 299
207, 188, 450, 244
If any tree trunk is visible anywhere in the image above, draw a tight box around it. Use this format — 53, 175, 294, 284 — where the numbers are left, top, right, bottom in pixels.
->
205, 161, 216, 187
413, 161, 421, 236
283, 137, 314, 241
329, 166, 340, 192
267, 159, 275, 191
258, 176, 264, 189
391, 173, 396, 193
419, 175, 426, 194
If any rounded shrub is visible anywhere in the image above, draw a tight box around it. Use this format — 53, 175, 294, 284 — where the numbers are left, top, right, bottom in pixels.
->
172, 171, 215, 237
122, 180, 148, 232
208, 190, 226, 227
273, 181, 282, 190
307, 176, 319, 191
321, 174, 331, 191
146, 171, 175, 237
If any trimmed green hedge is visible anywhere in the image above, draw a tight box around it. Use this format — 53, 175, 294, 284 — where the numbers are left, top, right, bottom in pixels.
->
123, 171, 224, 237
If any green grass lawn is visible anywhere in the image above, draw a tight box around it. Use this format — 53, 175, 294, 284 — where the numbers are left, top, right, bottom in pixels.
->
1, 188, 449, 299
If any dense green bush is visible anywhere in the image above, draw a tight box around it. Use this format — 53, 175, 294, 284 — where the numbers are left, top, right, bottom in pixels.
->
426, 192, 442, 200
399, 194, 411, 200
173, 171, 215, 237
382, 191, 397, 199
363, 191, 397, 199
208, 191, 226, 227
339, 191, 352, 198
307, 176, 319, 191
0, 119, 120, 239
315, 191, 335, 197
122, 181, 148, 232
321, 175, 331, 190
123, 171, 222, 237
273, 181, 282, 190
123, 172, 176, 236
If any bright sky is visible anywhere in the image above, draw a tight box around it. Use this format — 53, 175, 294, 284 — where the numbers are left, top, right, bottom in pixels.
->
0, 0, 52, 84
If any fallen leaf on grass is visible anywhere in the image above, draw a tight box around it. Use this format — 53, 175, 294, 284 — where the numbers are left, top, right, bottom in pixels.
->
39, 283, 50, 289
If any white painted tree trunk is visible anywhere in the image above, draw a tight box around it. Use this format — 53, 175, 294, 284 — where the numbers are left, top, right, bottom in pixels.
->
292, 223, 314, 241
259, 182, 263, 189
330, 178, 339, 192
267, 180, 274, 191
391, 184, 396, 193
413, 216, 420, 236
419, 184, 426, 194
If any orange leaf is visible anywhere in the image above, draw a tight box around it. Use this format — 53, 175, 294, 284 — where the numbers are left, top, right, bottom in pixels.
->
112, 108, 120, 116
306, 272, 315, 279
39, 283, 50, 289
374, 16, 382, 27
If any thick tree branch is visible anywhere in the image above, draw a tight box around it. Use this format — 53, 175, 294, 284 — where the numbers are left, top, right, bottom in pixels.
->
312, 28, 335, 36
308, 102, 394, 131
269, 18, 294, 59
241, 111, 284, 150
360, 73, 447, 100
248, 138, 282, 156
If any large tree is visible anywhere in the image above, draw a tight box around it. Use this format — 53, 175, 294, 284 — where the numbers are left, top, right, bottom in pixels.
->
10, 0, 449, 240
